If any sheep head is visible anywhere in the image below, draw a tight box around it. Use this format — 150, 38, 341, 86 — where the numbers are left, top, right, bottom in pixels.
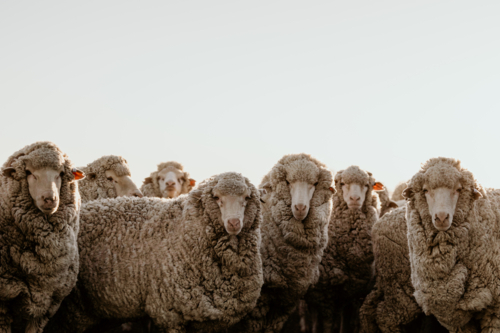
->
2, 142, 84, 215
103, 169, 143, 198
149, 161, 196, 199
403, 157, 483, 232
335, 166, 383, 210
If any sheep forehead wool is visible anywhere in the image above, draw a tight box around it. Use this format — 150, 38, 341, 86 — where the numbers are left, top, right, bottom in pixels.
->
212, 172, 248, 196
336, 165, 372, 185
414, 158, 463, 189
4, 141, 66, 172
268, 153, 326, 186
157, 160, 184, 172
83, 155, 131, 177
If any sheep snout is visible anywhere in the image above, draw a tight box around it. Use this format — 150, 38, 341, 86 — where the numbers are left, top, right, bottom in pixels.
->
290, 181, 315, 221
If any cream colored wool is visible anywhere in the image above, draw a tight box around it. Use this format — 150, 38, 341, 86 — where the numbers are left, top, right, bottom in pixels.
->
229, 153, 334, 333
0, 142, 81, 333
78, 155, 133, 201
305, 166, 381, 332
391, 181, 407, 201
45, 172, 263, 333
359, 206, 423, 333
141, 161, 194, 198
405, 157, 500, 332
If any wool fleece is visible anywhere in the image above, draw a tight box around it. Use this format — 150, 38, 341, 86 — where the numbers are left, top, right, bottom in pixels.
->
305, 166, 382, 333
45, 172, 263, 333
405, 157, 500, 332
229, 153, 334, 333
0, 141, 82, 333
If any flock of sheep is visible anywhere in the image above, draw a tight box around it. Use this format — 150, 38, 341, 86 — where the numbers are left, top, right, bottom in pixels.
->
1, 141, 500, 333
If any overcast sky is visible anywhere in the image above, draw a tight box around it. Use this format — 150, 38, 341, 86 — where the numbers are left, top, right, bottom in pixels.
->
1, 1, 499, 192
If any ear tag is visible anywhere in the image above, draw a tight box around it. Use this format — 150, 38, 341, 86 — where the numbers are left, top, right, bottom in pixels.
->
329, 187, 335, 192
72, 168, 85, 180
189, 179, 196, 187
373, 182, 384, 191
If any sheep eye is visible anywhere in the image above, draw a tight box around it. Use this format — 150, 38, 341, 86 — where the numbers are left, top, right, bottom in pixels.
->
285, 180, 290, 185
314, 182, 319, 187
423, 189, 428, 194
213, 196, 219, 200
457, 188, 462, 193
60, 171, 65, 177
340, 182, 345, 186
25, 170, 32, 176
245, 196, 251, 200
365, 184, 369, 188
107, 177, 113, 181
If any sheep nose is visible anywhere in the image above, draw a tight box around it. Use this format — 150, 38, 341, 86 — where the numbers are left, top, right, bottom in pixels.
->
435, 212, 449, 223
132, 189, 143, 198
166, 181, 176, 186
295, 204, 307, 213
350, 196, 360, 202
228, 218, 241, 230
43, 194, 56, 203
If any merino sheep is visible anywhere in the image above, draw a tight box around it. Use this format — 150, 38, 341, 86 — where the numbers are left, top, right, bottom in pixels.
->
0, 141, 84, 333
392, 181, 408, 201
78, 155, 143, 201
45, 172, 263, 333
403, 157, 500, 332
305, 166, 384, 333
229, 153, 335, 333
141, 161, 195, 198
377, 187, 399, 218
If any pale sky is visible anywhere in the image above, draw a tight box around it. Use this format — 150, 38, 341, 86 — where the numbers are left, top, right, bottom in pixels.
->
1, 1, 499, 193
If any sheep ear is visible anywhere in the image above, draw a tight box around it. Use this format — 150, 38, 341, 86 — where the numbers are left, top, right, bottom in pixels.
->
402, 187, 413, 199
2, 167, 16, 178
373, 182, 384, 191
72, 168, 85, 180
389, 201, 399, 208
473, 189, 482, 200
190, 189, 202, 200
189, 178, 196, 187
143, 177, 153, 185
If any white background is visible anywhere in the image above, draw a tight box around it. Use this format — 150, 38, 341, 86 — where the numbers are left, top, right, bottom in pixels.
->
1, 1, 499, 192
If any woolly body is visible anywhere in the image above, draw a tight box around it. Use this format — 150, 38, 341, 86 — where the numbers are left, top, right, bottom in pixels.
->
406, 157, 500, 332
141, 161, 194, 198
358, 206, 423, 333
305, 166, 381, 332
46, 172, 263, 333
78, 155, 137, 202
0, 142, 81, 332
230, 153, 334, 333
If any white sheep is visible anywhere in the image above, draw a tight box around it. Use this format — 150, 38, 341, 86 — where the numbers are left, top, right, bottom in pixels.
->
141, 161, 195, 198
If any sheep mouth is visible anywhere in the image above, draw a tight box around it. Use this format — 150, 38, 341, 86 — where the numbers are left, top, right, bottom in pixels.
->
347, 204, 362, 210
40, 205, 58, 215
293, 212, 308, 221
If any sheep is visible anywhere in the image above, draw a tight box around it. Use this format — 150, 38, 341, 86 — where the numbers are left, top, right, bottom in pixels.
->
228, 153, 335, 333
391, 181, 407, 201
376, 187, 399, 218
78, 155, 143, 201
44, 172, 263, 333
403, 157, 500, 332
304, 165, 385, 333
141, 161, 195, 198
0, 141, 84, 333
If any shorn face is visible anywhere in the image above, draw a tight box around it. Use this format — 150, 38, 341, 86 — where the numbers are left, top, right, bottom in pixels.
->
423, 182, 462, 231
25, 164, 64, 215
342, 181, 369, 210
104, 169, 143, 198
158, 167, 185, 198
289, 181, 316, 221
214, 187, 252, 235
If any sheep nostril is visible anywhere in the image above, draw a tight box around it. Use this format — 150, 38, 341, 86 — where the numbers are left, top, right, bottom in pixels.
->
295, 204, 306, 212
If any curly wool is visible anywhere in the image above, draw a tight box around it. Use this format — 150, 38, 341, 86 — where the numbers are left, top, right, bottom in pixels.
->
359, 206, 423, 333
141, 161, 194, 198
305, 166, 381, 332
406, 157, 500, 332
391, 181, 408, 201
0, 141, 81, 332
78, 155, 131, 202
45, 172, 263, 333
230, 153, 334, 333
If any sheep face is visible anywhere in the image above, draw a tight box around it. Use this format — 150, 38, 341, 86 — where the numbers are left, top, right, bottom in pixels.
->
341, 182, 369, 210
25, 164, 63, 215
104, 169, 143, 198
213, 187, 251, 235
423, 182, 462, 231
335, 166, 378, 210
158, 167, 185, 198
289, 181, 316, 221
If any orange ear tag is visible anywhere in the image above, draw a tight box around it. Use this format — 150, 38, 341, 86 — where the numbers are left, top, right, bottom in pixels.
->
329, 187, 335, 192
72, 168, 85, 180
190, 179, 196, 187
373, 182, 384, 191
